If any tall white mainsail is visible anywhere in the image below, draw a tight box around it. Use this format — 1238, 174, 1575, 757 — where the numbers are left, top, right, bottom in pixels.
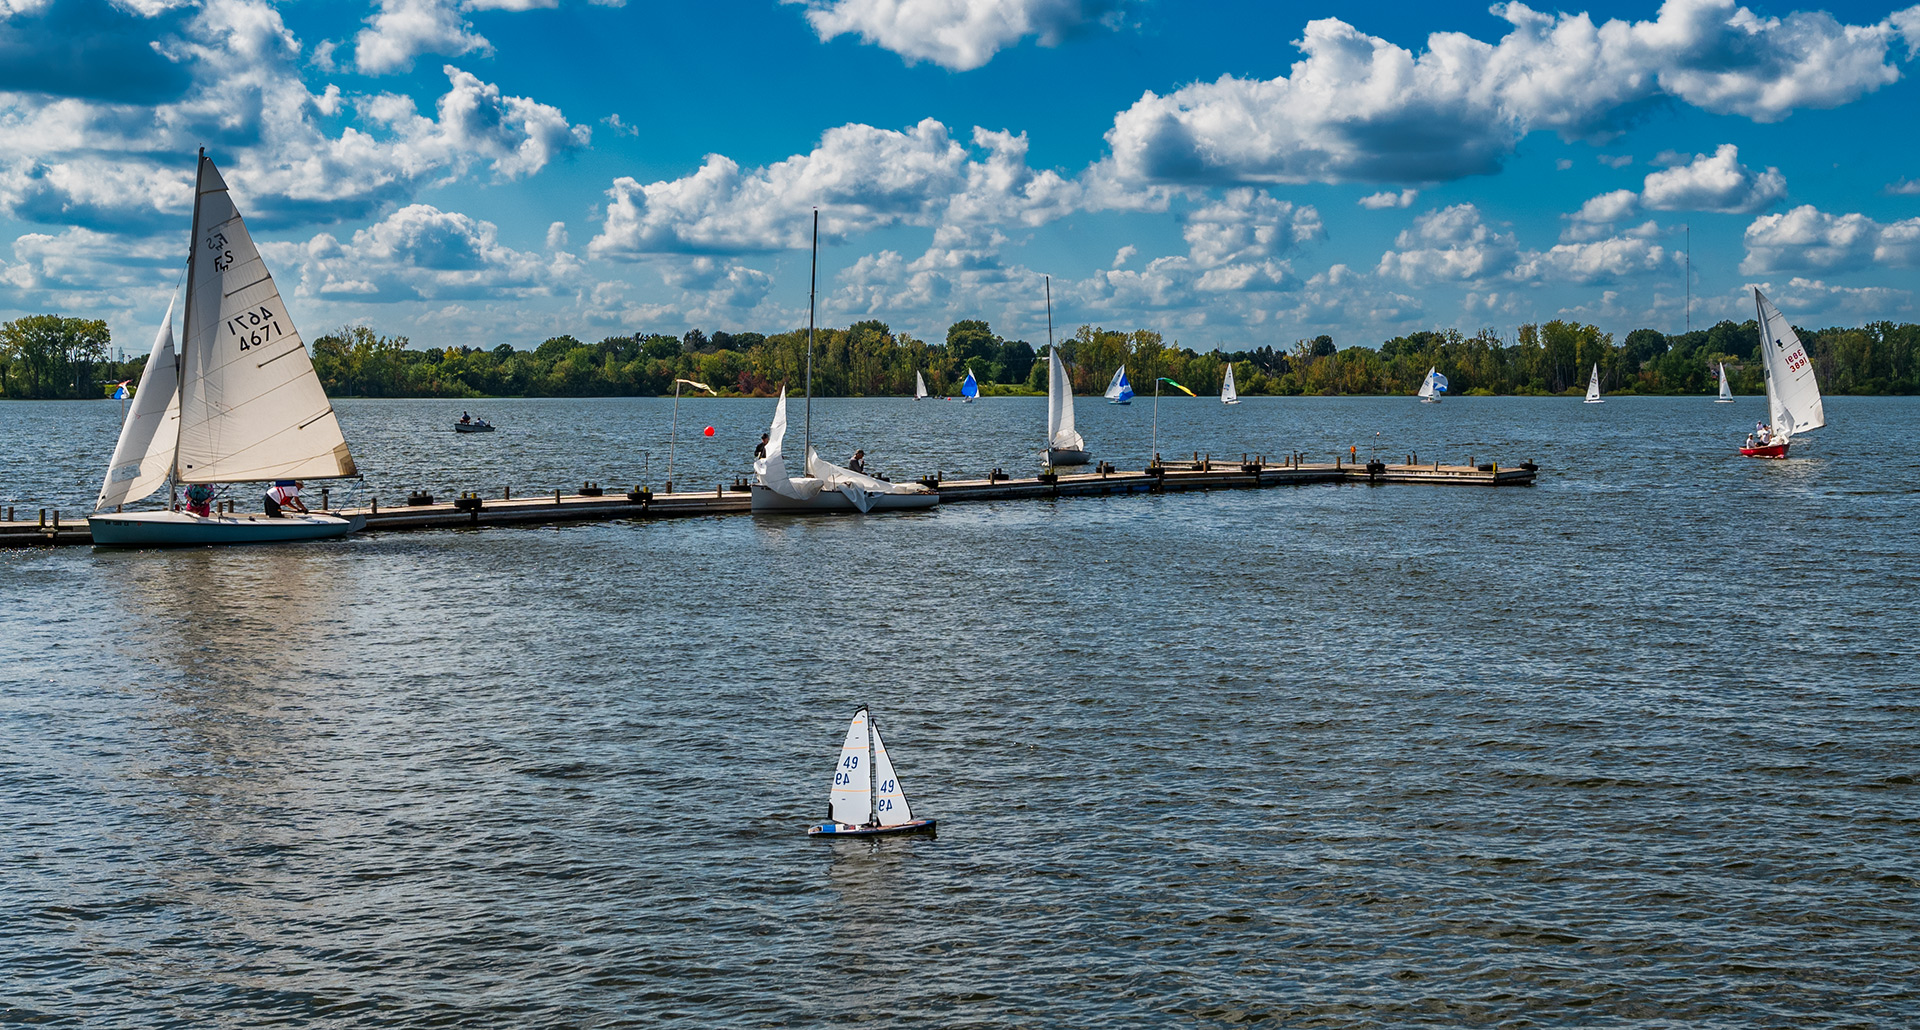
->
914, 370, 928, 399
1221, 364, 1239, 404
1047, 349, 1084, 452
1755, 288, 1824, 439
869, 719, 913, 827
175, 154, 355, 484
830, 708, 872, 825
96, 299, 182, 511
1584, 364, 1603, 403
1717, 362, 1733, 402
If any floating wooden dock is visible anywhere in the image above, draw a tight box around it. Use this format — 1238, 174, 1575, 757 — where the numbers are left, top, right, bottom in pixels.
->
1, 458, 1535, 547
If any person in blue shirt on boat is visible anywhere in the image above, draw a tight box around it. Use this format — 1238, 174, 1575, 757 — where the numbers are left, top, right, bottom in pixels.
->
183, 482, 214, 517
264, 480, 308, 518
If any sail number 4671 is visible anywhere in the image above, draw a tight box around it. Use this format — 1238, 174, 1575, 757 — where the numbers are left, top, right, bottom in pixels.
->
228, 306, 283, 351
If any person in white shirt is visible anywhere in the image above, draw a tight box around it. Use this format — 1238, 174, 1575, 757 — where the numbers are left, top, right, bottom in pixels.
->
265, 480, 308, 517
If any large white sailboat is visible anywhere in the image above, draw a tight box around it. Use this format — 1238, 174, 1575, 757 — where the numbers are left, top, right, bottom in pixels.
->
808, 706, 936, 838
1221, 364, 1240, 405
1584, 363, 1604, 403
1740, 287, 1825, 459
751, 212, 937, 513
1104, 365, 1134, 405
1716, 362, 1734, 402
88, 151, 362, 547
1416, 367, 1447, 403
1042, 276, 1090, 467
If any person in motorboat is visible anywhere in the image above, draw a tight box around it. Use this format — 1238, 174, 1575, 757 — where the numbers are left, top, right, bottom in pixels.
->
460, 411, 472, 424
847, 449, 866, 474
265, 480, 308, 517
183, 482, 214, 517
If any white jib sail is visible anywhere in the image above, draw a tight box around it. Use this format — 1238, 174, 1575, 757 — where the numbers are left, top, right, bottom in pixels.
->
1417, 367, 1437, 399
914, 370, 928, 399
1104, 366, 1127, 401
1755, 288, 1824, 437
869, 719, 913, 827
1718, 362, 1732, 400
1047, 349, 1084, 451
830, 708, 872, 825
1585, 364, 1602, 402
96, 298, 182, 511
1221, 364, 1238, 403
175, 155, 356, 484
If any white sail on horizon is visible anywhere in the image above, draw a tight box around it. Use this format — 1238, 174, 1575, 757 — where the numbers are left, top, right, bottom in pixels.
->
914, 370, 928, 399
869, 720, 913, 827
1755, 288, 1824, 438
1104, 365, 1131, 402
1047, 349, 1084, 451
175, 155, 355, 484
1417, 366, 1446, 401
96, 298, 182, 511
1221, 364, 1238, 404
829, 708, 871, 826
1718, 362, 1733, 402
1585, 363, 1602, 403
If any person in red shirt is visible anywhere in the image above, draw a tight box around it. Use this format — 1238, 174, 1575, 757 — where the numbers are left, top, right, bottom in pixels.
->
264, 480, 308, 517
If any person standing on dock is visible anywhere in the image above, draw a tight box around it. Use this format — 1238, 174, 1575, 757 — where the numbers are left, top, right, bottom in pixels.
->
754, 433, 769, 460
264, 480, 308, 518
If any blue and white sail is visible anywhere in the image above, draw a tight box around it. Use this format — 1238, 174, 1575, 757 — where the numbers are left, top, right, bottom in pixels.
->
1105, 365, 1134, 404
960, 368, 979, 402
1417, 367, 1448, 403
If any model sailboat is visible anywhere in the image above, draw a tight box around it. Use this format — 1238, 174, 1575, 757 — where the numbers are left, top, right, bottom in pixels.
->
1221, 364, 1240, 405
914, 370, 928, 400
1716, 362, 1734, 402
1740, 287, 1825, 459
1041, 276, 1091, 467
1584, 364, 1603, 403
751, 212, 937, 513
1416, 367, 1447, 403
808, 706, 936, 837
1105, 366, 1134, 405
88, 151, 362, 547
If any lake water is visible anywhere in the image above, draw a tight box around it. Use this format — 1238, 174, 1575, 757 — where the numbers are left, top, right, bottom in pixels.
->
3, 395, 1917, 1027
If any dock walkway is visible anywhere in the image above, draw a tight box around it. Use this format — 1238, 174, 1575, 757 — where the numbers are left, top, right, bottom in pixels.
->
2, 459, 1535, 547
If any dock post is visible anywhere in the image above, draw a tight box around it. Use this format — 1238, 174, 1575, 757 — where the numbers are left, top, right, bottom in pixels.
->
505, 486, 511, 500
39, 508, 46, 528
371, 496, 378, 514
52, 510, 59, 531
554, 488, 561, 505
321, 487, 330, 511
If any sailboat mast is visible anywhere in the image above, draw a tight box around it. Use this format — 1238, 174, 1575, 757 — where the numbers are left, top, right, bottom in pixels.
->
805, 208, 816, 461
171, 147, 205, 496
1045, 274, 1053, 354
1685, 224, 1691, 333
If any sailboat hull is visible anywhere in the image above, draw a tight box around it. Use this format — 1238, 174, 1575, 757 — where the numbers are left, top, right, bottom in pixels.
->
1740, 443, 1789, 459
1108, 399, 1131, 405
748, 484, 939, 513
808, 818, 937, 837
89, 510, 364, 547
1045, 448, 1092, 467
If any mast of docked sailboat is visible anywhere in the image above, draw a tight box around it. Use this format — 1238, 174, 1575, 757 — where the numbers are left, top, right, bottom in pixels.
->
805, 208, 817, 463
1685, 223, 1691, 334
169, 147, 206, 510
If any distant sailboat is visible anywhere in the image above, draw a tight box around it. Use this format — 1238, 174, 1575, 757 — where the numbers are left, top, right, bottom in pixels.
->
960, 368, 979, 403
1105, 365, 1134, 405
1221, 364, 1240, 405
88, 150, 363, 547
1716, 362, 1734, 402
914, 370, 928, 400
1417, 367, 1447, 403
751, 212, 938, 513
1584, 363, 1604, 403
808, 706, 936, 838
1041, 276, 1090, 467
1740, 287, 1825, 459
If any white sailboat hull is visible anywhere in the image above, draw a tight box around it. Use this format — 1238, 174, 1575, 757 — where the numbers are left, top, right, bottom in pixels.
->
808, 818, 937, 837
748, 483, 939, 513
89, 509, 363, 547
1045, 448, 1092, 467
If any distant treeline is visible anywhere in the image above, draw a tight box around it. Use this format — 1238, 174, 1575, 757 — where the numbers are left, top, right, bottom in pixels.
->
5, 312, 1920, 400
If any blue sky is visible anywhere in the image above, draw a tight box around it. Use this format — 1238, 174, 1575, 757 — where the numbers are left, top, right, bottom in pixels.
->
2, 0, 1917, 356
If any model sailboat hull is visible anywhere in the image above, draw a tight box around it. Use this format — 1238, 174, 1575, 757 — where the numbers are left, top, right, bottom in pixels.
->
808, 818, 937, 837
89, 510, 363, 547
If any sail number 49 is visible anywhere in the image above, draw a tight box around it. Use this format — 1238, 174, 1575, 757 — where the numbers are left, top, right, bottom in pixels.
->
228, 306, 283, 351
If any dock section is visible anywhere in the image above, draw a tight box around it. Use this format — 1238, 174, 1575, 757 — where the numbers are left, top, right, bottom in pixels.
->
1, 459, 1535, 547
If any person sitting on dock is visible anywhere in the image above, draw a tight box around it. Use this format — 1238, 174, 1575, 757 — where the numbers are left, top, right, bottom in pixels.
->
847, 449, 866, 474
754, 433, 768, 460
183, 482, 214, 518
264, 480, 308, 518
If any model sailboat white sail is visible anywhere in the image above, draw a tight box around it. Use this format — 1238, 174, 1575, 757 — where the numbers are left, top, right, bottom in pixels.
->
1584, 364, 1603, 403
914, 370, 928, 400
1105, 365, 1134, 404
1417, 367, 1447, 403
808, 706, 936, 837
88, 151, 363, 547
1716, 362, 1733, 402
1041, 276, 1091, 467
1221, 364, 1239, 405
751, 211, 936, 513
1741, 287, 1825, 458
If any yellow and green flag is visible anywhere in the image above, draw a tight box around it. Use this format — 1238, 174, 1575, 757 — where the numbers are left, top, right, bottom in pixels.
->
1157, 377, 1195, 397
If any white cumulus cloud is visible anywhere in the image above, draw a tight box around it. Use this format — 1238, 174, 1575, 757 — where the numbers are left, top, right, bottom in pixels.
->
276, 203, 578, 301
791, 0, 1127, 71
1741, 204, 1920, 272
1376, 205, 1520, 284
1640, 144, 1785, 212
1359, 189, 1418, 209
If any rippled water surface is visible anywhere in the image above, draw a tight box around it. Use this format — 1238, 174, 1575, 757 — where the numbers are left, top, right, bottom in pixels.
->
3, 395, 1918, 1027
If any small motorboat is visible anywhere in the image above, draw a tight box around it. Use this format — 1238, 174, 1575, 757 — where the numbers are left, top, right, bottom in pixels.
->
808, 706, 937, 838
455, 419, 495, 433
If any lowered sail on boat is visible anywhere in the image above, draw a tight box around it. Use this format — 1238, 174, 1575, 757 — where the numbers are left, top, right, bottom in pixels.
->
1417, 367, 1447, 403
1584, 364, 1603, 403
1221, 364, 1240, 405
1040, 276, 1090, 467
751, 211, 937, 513
1716, 362, 1734, 402
1105, 365, 1134, 405
89, 151, 362, 547
809, 706, 936, 838
1740, 287, 1825, 459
